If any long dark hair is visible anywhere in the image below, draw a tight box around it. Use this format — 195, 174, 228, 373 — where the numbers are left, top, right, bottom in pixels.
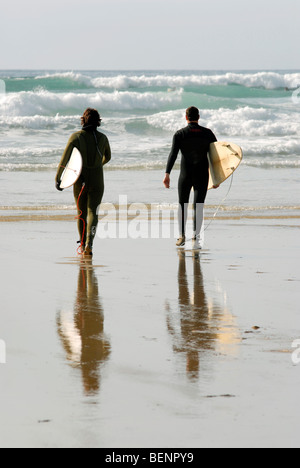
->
81, 108, 101, 128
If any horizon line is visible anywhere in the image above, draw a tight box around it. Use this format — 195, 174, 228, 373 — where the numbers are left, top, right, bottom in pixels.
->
1, 68, 300, 72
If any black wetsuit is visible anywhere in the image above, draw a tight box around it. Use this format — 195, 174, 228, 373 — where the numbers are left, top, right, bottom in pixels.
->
56, 127, 111, 249
166, 123, 217, 237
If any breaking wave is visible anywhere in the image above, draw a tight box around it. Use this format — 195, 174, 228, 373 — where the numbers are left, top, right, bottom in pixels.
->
32, 71, 300, 90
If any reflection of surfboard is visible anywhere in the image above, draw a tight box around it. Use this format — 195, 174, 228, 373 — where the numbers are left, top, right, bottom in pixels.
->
208, 142, 243, 190
60, 147, 83, 189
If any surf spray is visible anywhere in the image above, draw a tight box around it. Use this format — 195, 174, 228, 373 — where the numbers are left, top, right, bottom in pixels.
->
0, 339, 6, 364
0, 79, 6, 117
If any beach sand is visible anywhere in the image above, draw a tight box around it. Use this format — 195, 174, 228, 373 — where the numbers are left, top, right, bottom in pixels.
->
0, 215, 299, 448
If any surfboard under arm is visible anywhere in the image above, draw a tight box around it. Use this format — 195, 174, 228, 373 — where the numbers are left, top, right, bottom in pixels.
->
208, 142, 243, 190
60, 147, 83, 189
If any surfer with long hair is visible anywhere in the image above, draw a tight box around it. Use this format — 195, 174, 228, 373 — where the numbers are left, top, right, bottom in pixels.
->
56, 108, 111, 257
163, 107, 217, 248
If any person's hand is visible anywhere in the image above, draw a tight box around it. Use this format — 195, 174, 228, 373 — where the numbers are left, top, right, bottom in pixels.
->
163, 174, 170, 189
56, 181, 63, 192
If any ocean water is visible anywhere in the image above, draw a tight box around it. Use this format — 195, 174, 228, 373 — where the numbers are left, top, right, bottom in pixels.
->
0, 70, 299, 220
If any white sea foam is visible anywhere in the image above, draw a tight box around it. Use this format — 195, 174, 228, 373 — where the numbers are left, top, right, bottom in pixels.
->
95, 72, 300, 90
3, 104, 299, 139
31, 71, 300, 90
147, 107, 300, 138
34, 71, 93, 86
0, 163, 58, 172
0, 89, 183, 116
0, 143, 298, 172
1, 70, 299, 173
0, 114, 80, 129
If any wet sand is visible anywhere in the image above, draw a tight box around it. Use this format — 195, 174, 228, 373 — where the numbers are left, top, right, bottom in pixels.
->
0, 217, 299, 448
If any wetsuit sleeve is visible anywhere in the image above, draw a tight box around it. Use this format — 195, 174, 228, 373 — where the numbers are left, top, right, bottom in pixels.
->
55, 135, 77, 184
102, 137, 111, 166
166, 133, 180, 174
210, 130, 217, 143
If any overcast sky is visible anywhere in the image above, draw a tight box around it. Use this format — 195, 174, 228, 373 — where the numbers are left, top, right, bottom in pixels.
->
1, 0, 299, 70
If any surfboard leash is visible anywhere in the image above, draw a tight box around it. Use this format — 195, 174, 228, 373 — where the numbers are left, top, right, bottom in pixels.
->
76, 183, 86, 255
58, 164, 79, 181
183, 173, 234, 244
204, 172, 234, 232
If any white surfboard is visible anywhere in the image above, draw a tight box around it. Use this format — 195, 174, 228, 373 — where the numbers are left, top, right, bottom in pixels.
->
60, 147, 83, 189
208, 142, 243, 190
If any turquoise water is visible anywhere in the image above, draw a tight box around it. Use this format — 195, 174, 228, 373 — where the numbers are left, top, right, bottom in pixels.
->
0, 70, 299, 210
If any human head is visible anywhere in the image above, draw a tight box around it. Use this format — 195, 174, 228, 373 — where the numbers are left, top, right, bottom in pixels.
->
81, 108, 102, 128
186, 106, 200, 122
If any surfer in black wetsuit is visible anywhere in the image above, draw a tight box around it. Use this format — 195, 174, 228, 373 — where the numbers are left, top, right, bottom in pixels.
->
163, 107, 217, 247
56, 108, 111, 257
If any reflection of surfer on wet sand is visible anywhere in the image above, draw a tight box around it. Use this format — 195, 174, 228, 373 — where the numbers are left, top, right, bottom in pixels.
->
166, 251, 240, 381
57, 262, 111, 395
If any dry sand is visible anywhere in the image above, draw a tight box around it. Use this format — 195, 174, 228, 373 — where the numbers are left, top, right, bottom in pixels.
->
0, 216, 299, 448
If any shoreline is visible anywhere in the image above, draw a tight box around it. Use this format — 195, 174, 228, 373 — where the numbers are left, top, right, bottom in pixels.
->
0, 205, 299, 223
